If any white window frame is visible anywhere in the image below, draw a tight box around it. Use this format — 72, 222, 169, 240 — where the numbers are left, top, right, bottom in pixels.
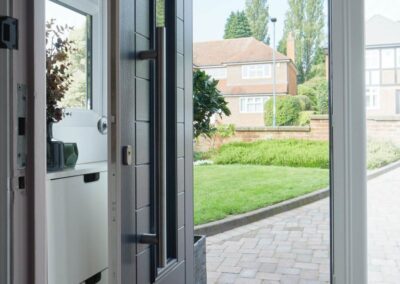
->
239, 97, 269, 113
203, 67, 227, 79
366, 87, 380, 109
381, 48, 395, 69
331, 0, 367, 283
365, 49, 380, 69
241, 64, 271, 79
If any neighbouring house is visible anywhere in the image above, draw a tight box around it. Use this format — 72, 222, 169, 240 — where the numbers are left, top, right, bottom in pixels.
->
365, 15, 400, 115
193, 37, 298, 127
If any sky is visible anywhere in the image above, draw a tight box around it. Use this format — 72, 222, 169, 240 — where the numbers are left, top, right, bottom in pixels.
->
193, 0, 289, 44
194, 0, 400, 44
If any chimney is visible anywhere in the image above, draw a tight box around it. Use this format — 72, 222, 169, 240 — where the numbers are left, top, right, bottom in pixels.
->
286, 32, 295, 63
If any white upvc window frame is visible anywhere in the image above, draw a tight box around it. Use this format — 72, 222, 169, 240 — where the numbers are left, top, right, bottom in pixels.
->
239, 96, 269, 113
241, 64, 271, 79
331, 0, 367, 283
366, 87, 380, 110
203, 67, 227, 79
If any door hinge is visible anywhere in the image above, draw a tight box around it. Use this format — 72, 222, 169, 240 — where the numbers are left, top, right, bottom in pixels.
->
0, 16, 18, 50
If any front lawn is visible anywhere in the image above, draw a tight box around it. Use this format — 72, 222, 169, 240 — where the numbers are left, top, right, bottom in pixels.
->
194, 165, 329, 225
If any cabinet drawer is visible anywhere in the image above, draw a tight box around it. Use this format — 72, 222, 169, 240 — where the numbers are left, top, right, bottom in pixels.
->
47, 171, 108, 284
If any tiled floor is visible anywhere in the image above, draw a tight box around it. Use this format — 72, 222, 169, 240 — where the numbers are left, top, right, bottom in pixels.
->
206, 167, 400, 283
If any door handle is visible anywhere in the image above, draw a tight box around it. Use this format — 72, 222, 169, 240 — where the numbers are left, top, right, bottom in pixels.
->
138, 27, 167, 268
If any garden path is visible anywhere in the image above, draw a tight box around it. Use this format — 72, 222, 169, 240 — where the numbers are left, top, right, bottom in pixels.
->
206, 167, 400, 283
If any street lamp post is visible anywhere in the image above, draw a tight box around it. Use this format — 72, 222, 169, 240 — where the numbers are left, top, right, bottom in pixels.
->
271, 17, 277, 128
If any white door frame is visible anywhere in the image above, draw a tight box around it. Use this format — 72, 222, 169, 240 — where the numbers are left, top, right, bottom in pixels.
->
330, 0, 367, 283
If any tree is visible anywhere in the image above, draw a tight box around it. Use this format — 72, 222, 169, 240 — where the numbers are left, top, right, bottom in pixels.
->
224, 11, 252, 39
245, 0, 270, 43
279, 0, 325, 83
193, 70, 231, 138
156, 0, 165, 27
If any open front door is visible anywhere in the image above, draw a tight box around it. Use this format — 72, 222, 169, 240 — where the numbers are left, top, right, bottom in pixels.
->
109, 0, 194, 283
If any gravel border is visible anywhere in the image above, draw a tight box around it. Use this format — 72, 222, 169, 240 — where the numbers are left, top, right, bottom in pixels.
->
194, 160, 400, 237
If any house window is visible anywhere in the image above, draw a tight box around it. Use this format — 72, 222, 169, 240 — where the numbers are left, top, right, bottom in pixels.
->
397, 48, 400, 67
203, 67, 227, 79
240, 97, 269, 113
381, 48, 395, 69
366, 70, 380, 85
366, 49, 380, 69
242, 64, 271, 79
366, 87, 380, 109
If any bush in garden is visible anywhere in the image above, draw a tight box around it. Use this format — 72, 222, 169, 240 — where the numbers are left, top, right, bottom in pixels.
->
367, 139, 400, 169
264, 96, 303, 126
298, 77, 329, 114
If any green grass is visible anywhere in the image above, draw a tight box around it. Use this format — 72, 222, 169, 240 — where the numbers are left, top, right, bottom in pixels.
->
194, 165, 329, 225
214, 140, 329, 169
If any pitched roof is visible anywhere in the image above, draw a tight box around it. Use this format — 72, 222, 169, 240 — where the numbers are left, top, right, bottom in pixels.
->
193, 37, 290, 67
366, 15, 400, 46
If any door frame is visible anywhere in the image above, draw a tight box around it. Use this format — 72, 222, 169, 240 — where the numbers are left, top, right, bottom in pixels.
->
0, 0, 11, 282
1, 0, 366, 283
330, 0, 367, 283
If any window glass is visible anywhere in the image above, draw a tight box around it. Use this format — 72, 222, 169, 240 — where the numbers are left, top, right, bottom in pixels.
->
366, 71, 370, 85
46, 0, 92, 109
366, 49, 380, 69
381, 49, 395, 68
242, 64, 271, 79
382, 70, 396, 85
366, 87, 380, 109
240, 97, 269, 113
397, 48, 400, 67
203, 68, 227, 79
370, 70, 380, 85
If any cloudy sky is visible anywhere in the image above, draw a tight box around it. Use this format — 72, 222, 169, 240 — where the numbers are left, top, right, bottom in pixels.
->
194, 0, 399, 43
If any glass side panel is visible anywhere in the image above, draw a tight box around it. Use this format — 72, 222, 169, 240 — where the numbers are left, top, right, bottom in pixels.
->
46, 0, 92, 110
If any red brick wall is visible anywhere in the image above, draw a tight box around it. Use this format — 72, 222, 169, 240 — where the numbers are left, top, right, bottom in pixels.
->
195, 115, 329, 152
367, 116, 400, 144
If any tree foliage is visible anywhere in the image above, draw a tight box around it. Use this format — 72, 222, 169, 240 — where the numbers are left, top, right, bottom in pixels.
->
193, 70, 231, 138
224, 11, 252, 39
156, 0, 165, 27
245, 0, 270, 43
279, 0, 325, 83
298, 76, 328, 114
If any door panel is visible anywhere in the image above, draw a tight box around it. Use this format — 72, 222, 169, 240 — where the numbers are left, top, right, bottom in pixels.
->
114, 0, 193, 282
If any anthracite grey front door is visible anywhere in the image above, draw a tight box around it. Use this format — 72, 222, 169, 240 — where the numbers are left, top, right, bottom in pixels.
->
115, 0, 194, 283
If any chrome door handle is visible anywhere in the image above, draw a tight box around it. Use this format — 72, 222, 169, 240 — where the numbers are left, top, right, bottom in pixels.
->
138, 27, 167, 268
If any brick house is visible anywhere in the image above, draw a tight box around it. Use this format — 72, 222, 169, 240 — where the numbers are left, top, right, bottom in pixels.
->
193, 37, 298, 127
365, 15, 400, 115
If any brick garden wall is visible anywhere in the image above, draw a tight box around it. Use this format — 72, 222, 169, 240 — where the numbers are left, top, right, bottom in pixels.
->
195, 115, 329, 152
195, 115, 400, 152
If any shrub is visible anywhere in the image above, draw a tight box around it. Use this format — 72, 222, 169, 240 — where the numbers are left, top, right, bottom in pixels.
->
298, 84, 317, 106
298, 77, 329, 114
193, 69, 231, 138
367, 139, 400, 169
264, 96, 303, 126
214, 140, 329, 168
297, 95, 313, 111
298, 111, 315, 126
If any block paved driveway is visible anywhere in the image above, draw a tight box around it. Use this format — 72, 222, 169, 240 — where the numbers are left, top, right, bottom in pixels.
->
205, 167, 400, 283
